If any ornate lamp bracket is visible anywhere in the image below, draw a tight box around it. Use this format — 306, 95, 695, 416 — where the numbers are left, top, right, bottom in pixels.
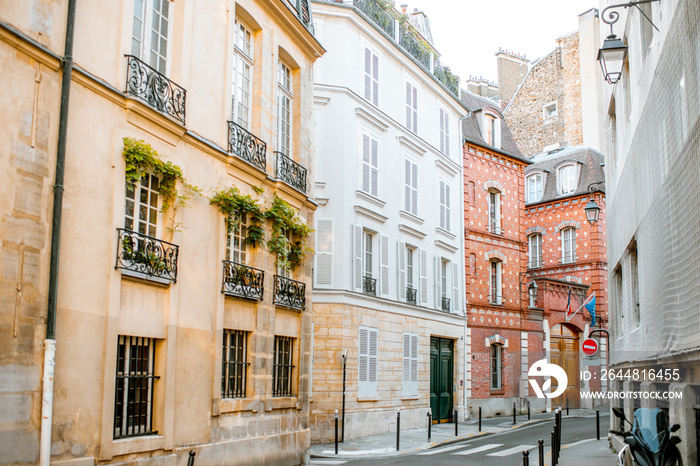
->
601, 0, 661, 35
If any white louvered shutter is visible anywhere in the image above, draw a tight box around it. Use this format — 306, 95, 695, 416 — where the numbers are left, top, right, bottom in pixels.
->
314, 219, 334, 288
364, 48, 371, 102
362, 134, 370, 193
370, 138, 378, 196
410, 334, 418, 392
439, 109, 445, 153
352, 224, 363, 292
371, 53, 379, 106
445, 183, 451, 231
358, 327, 368, 396
405, 83, 412, 129
439, 181, 445, 229
419, 249, 428, 305
452, 262, 460, 313
368, 328, 378, 391
380, 235, 389, 296
434, 256, 441, 310
412, 86, 418, 132
398, 242, 406, 302
402, 333, 411, 385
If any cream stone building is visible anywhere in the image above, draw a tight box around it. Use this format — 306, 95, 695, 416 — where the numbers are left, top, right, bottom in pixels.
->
0, 0, 323, 464
309, 0, 468, 442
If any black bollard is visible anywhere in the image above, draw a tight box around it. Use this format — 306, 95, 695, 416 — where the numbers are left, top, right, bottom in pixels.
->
396, 409, 401, 451
478, 407, 482, 431
455, 410, 458, 436
523, 450, 529, 466
566, 396, 569, 416
528, 399, 531, 421
538, 439, 544, 466
596, 410, 600, 440
513, 402, 517, 425
551, 430, 557, 466
428, 410, 432, 442
335, 410, 339, 454
187, 450, 196, 466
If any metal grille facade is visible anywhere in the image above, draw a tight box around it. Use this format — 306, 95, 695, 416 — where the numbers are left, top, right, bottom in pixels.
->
273, 336, 294, 397
114, 336, 158, 439
222, 330, 249, 398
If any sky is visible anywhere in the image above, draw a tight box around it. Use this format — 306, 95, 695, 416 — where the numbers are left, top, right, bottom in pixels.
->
403, 0, 598, 85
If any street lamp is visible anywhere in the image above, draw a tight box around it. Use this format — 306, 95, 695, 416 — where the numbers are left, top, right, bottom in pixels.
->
597, 0, 660, 84
527, 281, 538, 308
584, 181, 605, 225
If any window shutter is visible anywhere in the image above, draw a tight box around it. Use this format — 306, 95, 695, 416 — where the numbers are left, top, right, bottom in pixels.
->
379, 235, 389, 297
410, 334, 418, 389
362, 135, 370, 193
314, 219, 334, 288
445, 183, 451, 231
364, 48, 371, 102
352, 224, 363, 292
372, 53, 379, 106
412, 86, 418, 132
452, 262, 460, 313
439, 110, 445, 153
358, 327, 368, 396
439, 181, 446, 229
398, 242, 406, 301
404, 160, 411, 212
411, 163, 418, 215
402, 334, 410, 384
370, 138, 378, 197
405, 83, 411, 129
368, 328, 378, 389
444, 110, 449, 156
434, 256, 441, 310
419, 249, 428, 304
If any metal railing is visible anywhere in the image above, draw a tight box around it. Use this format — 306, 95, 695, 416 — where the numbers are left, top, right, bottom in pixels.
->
488, 224, 504, 235
560, 253, 578, 264
222, 260, 264, 300
125, 55, 186, 124
489, 294, 504, 306
355, 0, 395, 37
528, 259, 543, 269
275, 151, 307, 194
283, 0, 314, 33
273, 275, 306, 311
433, 58, 460, 95
441, 296, 451, 312
363, 276, 377, 296
116, 228, 178, 282
398, 27, 431, 69
227, 121, 267, 172
406, 286, 417, 305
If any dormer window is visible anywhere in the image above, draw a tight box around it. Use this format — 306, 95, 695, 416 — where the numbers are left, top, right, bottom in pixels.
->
483, 112, 500, 148
526, 174, 543, 203
558, 164, 578, 195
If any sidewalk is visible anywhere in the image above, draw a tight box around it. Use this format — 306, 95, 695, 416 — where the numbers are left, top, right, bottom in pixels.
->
310, 409, 599, 459
552, 437, 618, 465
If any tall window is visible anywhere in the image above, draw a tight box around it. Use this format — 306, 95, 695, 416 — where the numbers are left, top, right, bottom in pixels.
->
439, 180, 451, 231
125, 174, 159, 237
131, 0, 170, 74
402, 333, 418, 396
404, 159, 418, 215
363, 231, 373, 279
485, 114, 497, 146
231, 19, 254, 129
272, 336, 294, 396
277, 61, 293, 155
441, 260, 449, 299
277, 229, 292, 279
439, 108, 450, 155
405, 82, 418, 133
226, 212, 247, 264
361, 134, 379, 197
364, 48, 379, 106
222, 330, 248, 398
528, 234, 542, 268
561, 227, 576, 263
114, 336, 158, 439
614, 266, 624, 336
526, 174, 543, 203
488, 190, 501, 234
630, 245, 640, 327
358, 326, 378, 397
490, 344, 502, 389
559, 165, 577, 194
490, 260, 502, 305
406, 247, 415, 289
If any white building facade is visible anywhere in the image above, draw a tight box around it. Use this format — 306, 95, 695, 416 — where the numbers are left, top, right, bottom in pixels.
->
308, 0, 468, 442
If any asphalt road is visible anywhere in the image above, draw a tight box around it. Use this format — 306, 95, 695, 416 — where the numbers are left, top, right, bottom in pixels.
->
312, 414, 608, 466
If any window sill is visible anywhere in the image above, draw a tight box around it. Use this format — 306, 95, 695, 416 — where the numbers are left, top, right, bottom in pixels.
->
489, 389, 505, 396
219, 397, 259, 414
402, 395, 419, 400
399, 210, 424, 225
357, 396, 379, 402
355, 190, 386, 208
112, 434, 165, 457
435, 227, 456, 240
264, 396, 299, 411
120, 269, 173, 287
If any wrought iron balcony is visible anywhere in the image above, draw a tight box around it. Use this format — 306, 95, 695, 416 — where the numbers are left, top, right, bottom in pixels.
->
406, 286, 417, 305
433, 58, 460, 95
355, 0, 395, 37
528, 259, 543, 269
441, 297, 451, 312
227, 121, 267, 172
116, 228, 178, 282
275, 151, 307, 194
362, 276, 377, 296
125, 55, 186, 124
399, 27, 431, 70
273, 275, 306, 311
222, 260, 264, 300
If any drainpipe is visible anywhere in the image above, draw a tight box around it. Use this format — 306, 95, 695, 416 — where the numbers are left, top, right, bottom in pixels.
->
40, 0, 77, 464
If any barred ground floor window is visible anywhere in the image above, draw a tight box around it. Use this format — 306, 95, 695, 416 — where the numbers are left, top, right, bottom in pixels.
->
114, 335, 158, 439
222, 329, 249, 398
273, 336, 294, 396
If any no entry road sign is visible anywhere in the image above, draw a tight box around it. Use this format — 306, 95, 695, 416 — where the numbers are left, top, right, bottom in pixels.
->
582, 338, 598, 356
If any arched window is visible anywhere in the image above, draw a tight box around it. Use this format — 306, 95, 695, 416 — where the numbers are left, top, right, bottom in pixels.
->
490, 343, 502, 389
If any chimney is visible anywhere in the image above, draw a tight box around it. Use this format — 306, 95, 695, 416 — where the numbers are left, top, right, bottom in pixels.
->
496, 49, 529, 107
400, 4, 407, 14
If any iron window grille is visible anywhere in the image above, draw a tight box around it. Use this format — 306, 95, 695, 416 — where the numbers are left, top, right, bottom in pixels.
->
490, 344, 502, 390
125, 55, 186, 124
560, 253, 578, 264
275, 151, 307, 194
406, 286, 417, 305
441, 296, 451, 312
222, 330, 249, 398
528, 259, 543, 269
273, 336, 294, 397
228, 121, 267, 171
222, 261, 264, 300
488, 224, 503, 235
273, 275, 306, 311
490, 294, 504, 306
116, 228, 179, 282
363, 276, 377, 296
114, 336, 158, 439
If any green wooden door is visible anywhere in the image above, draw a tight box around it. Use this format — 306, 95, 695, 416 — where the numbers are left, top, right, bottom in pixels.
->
430, 337, 454, 423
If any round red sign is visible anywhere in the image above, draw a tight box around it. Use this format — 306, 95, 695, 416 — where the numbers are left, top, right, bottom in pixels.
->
582, 338, 598, 356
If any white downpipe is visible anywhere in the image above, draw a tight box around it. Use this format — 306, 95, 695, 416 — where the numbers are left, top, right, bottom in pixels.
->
39, 339, 56, 466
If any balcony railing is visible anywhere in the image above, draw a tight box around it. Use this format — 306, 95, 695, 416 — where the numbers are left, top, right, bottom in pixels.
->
441, 296, 451, 313
273, 275, 306, 311
222, 260, 264, 300
116, 228, 178, 282
355, 0, 395, 37
433, 58, 460, 96
275, 151, 307, 194
528, 259, 543, 269
488, 224, 504, 235
489, 294, 504, 306
406, 286, 417, 305
561, 253, 578, 264
227, 121, 267, 172
399, 27, 431, 70
363, 276, 377, 296
125, 55, 186, 124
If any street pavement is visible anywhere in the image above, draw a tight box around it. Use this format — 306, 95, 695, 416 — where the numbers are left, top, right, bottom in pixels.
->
309, 409, 618, 465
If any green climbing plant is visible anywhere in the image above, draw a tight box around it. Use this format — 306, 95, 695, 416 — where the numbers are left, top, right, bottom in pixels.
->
210, 186, 266, 247
264, 195, 312, 271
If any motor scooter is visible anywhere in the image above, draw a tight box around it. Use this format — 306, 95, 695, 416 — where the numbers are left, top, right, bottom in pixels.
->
611, 407, 682, 466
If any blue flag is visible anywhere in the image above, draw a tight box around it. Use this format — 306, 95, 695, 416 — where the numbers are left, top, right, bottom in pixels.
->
584, 296, 596, 326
